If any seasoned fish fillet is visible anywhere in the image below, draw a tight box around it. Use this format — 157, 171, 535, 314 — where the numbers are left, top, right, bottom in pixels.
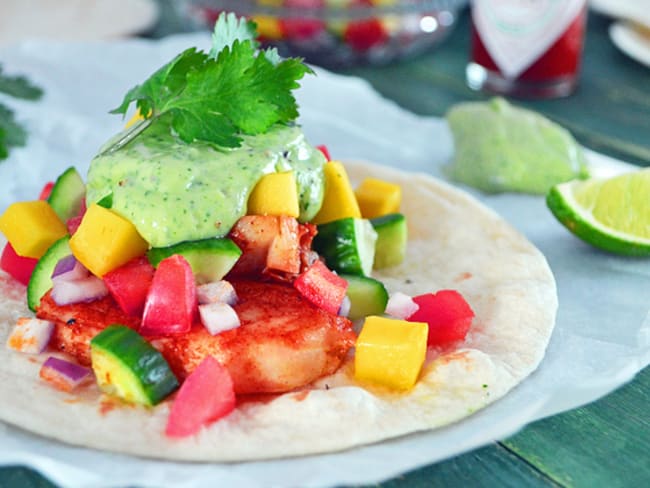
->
37, 280, 355, 394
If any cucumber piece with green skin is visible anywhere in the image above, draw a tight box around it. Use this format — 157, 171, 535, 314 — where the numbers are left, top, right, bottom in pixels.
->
147, 238, 242, 284
341, 274, 388, 320
47, 167, 85, 221
371, 213, 407, 269
26, 236, 71, 312
90, 324, 179, 406
313, 218, 377, 276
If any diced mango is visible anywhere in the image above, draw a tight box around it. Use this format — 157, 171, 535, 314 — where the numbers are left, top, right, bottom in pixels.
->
252, 15, 284, 40
312, 161, 361, 225
355, 177, 401, 219
247, 171, 300, 217
69, 204, 149, 277
355, 315, 428, 390
0, 201, 68, 259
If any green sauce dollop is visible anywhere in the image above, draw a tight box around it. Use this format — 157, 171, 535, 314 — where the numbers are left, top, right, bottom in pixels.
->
86, 119, 325, 248
446, 98, 589, 194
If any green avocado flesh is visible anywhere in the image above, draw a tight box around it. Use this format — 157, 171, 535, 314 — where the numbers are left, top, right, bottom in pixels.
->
86, 118, 325, 248
445, 97, 589, 194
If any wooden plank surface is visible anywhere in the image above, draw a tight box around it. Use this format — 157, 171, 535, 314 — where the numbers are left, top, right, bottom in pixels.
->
502, 366, 650, 488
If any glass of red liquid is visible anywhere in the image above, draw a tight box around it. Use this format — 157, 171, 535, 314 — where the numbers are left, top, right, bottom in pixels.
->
466, 0, 588, 99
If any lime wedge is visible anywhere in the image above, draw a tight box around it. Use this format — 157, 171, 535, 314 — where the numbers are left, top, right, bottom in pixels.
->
546, 169, 650, 256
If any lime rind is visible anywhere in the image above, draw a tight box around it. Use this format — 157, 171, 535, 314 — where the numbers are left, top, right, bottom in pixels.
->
547, 180, 650, 257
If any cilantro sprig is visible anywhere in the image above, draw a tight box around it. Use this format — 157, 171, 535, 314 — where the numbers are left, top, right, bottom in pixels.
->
111, 13, 313, 149
0, 65, 43, 160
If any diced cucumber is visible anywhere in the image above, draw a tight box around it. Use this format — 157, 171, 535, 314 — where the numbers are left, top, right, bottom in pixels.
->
26, 236, 71, 312
312, 218, 377, 276
90, 324, 178, 406
371, 213, 407, 269
147, 238, 242, 284
341, 274, 388, 320
47, 167, 85, 221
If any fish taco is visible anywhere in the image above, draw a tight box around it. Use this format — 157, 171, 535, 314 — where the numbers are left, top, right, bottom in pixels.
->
0, 14, 557, 461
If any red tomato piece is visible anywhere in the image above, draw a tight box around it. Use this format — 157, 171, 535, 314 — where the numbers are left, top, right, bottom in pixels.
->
39, 182, 54, 200
0, 242, 38, 286
316, 144, 331, 161
165, 356, 235, 438
141, 255, 197, 335
293, 260, 348, 315
407, 290, 475, 346
344, 17, 388, 52
103, 256, 155, 317
66, 198, 87, 235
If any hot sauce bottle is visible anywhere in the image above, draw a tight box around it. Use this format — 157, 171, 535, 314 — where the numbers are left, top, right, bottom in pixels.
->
466, 0, 588, 98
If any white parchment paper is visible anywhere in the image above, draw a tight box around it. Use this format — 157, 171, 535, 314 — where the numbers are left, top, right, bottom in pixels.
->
0, 33, 648, 488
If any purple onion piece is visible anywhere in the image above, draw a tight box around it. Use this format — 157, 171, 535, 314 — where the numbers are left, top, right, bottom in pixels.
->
51, 276, 108, 306
199, 302, 240, 336
338, 295, 351, 318
40, 356, 92, 391
385, 292, 419, 319
51, 255, 89, 282
6, 318, 54, 354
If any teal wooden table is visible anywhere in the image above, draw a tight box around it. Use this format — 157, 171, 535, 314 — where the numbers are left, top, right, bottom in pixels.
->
1, 7, 649, 488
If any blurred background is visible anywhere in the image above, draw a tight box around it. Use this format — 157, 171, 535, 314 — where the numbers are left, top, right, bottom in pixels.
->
1, 0, 647, 165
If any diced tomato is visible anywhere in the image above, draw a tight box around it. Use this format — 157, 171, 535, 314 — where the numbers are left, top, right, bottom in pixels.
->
141, 255, 197, 335
344, 17, 388, 52
0, 242, 38, 286
39, 182, 54, 200
165, 356, 235, 438
293, 260, 348, 315
66, 199, 87, 235
316, 145, 331, 161
103, 256, 155, 317
407, 290, 475, 346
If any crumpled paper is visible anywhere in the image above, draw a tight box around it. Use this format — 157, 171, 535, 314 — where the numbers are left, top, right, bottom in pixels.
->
0, 33, 648, 488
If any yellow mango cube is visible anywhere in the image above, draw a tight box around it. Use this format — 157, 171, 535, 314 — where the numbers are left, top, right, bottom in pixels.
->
247, 171, 300, 217
355, 177, 401, 219
0, 201, 68, 259
69, 204, 149, 277
312, 161, 361, 225
252, 15, 284, 40
355, 315, 428, 390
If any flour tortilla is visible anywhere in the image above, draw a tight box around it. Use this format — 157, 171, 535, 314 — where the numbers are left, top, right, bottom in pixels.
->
0, 161, 557, 461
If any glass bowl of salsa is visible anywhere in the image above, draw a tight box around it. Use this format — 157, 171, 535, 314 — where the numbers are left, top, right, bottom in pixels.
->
178, 0, 468, 67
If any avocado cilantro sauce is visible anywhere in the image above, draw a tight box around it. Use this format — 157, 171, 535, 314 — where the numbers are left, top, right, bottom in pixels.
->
87, 13, 319, 248
87, 119, 325, 247
446, 97, 589, 195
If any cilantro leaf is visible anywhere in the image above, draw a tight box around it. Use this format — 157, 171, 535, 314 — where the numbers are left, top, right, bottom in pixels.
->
111, 48, 208, 117
0, 65, 42, 161
0, 66, 43, 100
110, 12, 313, 149
0, 103, 28, 160
209, 12, 258, 58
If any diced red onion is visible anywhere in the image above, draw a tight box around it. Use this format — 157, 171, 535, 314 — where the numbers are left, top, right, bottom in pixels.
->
51, 255, 89, 282
385, 292, 419, 319
39, 356, 92, 392
6, 317, 54, 354
199, 302, 240, 335
338, 295, 351, 317
51, 276, 108, 306
197, 280, 238, 305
